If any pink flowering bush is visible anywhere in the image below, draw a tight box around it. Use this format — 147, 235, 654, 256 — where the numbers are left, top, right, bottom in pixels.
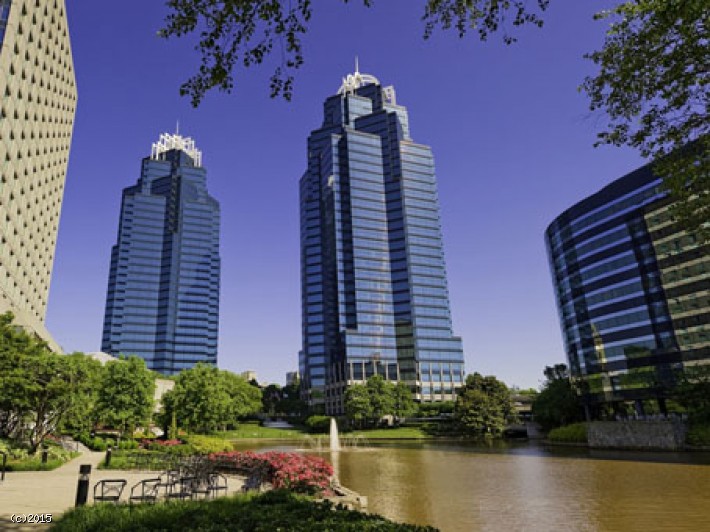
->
209, 451, 334, 495
141, 438, 183, 448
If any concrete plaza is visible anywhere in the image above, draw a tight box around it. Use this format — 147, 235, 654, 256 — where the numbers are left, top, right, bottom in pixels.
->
0, 451, 245, 530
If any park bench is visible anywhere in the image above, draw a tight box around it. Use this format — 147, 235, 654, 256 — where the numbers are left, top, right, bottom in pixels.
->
93, 479, 127, 503
207, 473, 228, 498
129, 478, 161, 504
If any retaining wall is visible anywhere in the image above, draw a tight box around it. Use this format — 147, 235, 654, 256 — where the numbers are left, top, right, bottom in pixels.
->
587, 420, 687, 450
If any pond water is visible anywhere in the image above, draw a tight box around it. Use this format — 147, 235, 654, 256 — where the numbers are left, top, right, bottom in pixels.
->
233, 440, 710, 531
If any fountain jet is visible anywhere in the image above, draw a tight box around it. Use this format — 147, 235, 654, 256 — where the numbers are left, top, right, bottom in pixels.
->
330, 418, 341, 451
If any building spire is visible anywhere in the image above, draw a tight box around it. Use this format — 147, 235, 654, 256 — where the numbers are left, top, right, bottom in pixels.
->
355, 56, 359, 74
175, 120, 180, 135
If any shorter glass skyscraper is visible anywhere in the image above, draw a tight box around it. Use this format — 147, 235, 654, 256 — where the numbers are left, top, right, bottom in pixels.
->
299, 67, 465, 413
101, 133, 220, 374
545, 164, 709, 412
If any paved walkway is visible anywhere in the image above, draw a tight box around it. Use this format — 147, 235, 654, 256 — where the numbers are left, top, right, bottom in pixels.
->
0, 451, 245, 530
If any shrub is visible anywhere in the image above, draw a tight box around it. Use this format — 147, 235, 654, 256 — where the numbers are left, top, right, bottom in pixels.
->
6, 458, 68, 472
548, 423, 588, 443
687, 424, 710, 446
53, 490, 436, 531
184, 435, 234, 454
91, 438, 108, 451
75, 433, 112, 451
143, 439, 195, 456
210, 451, 334, 495
0, 439, 29, 460
1, 438, 78, 471
304, 415, 331, 434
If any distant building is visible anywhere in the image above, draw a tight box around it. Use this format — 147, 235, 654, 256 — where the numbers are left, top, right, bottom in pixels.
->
545, 163, 709, 413
241, 370, 258, 383
0, 0, 77, 350
299, 65, 465, 414
101, 133, 220, 374
286, 371, 299, 386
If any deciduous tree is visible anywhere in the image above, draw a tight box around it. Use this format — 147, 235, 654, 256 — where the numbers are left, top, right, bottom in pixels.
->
455, 373, 516, 436
162, 1, 707, 237
97, 356, 155, 437
532, 364, 585, 431
344, 384, 373, 429
393, 382, 417, 419
582, 1, 709, 240
366, 375, 396, 421
0, 313, 103, 452
160, 0, 549, 106
162, 364, 261, 433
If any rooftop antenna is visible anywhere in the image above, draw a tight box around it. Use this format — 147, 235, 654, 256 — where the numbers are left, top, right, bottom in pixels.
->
355, 56, 359, 74
175, 120, 180, 136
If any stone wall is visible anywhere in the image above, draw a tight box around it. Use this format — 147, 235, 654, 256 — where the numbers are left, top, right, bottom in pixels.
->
587, 420, 687, 450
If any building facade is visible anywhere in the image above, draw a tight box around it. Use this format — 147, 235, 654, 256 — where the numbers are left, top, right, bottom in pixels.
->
101, 133, 220, 374
0, 0, 77, 349
545, 164, 709, 413
299, 67, 465, 414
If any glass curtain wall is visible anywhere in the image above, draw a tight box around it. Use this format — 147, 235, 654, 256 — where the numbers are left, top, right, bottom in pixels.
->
300, 71, 465, 413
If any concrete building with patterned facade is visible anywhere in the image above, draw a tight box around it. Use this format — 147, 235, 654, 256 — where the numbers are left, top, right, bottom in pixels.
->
0, 0, 77, 349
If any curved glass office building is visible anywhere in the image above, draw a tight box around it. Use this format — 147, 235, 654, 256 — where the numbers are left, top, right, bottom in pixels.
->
545, 164, 709, 411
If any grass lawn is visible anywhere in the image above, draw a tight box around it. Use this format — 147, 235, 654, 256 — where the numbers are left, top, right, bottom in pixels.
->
213, 422, 309, 440
211, 423, 433, 441
348, 426, 432, 439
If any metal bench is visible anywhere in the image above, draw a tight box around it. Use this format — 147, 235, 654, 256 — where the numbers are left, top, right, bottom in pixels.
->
129, 478, 161, 504
93, 479, 127, 503
157, 470, 180, 497
166, 476, 197, 500
207, 473, 228, 498
241, 473, 263, 493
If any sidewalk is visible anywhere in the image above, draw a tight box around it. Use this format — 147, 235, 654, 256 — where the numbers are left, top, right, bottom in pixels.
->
0, 451, 244, 530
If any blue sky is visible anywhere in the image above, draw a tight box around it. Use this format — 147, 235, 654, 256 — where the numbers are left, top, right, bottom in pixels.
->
47, 1, 645, 388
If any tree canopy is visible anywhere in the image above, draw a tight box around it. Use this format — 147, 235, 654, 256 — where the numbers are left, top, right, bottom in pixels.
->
162, 1, 707, 237
454, 373, 517, 436
161, 363, 261, 433
532, 363, 585, 431
0, 313, 106, 451
581, 1, 709, 240
343, 375, 416, 427
161, 0, 549, 106
96, 356, 155, 437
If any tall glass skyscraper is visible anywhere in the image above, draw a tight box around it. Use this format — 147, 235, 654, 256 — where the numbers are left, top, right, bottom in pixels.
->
299, 67, 465, 413
546, 163, 709, 413
0, 0, 77, 350
101, 133, 220, 374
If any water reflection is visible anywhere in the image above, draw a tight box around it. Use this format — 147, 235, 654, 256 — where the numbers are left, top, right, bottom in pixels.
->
233, 440, 710, 531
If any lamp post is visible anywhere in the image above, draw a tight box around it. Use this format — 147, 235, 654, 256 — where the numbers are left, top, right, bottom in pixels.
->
75, 464, 92, 507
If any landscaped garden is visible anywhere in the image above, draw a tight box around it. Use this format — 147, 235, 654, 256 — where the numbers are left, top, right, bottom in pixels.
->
0, 437, 78, 471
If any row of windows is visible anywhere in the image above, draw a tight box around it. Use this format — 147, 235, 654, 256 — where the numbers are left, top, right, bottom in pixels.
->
568, 182, 661, 236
